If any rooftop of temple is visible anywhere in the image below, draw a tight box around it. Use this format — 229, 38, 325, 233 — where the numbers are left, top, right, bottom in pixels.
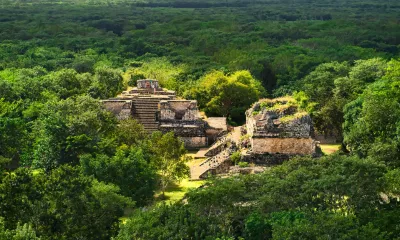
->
119, 79, 176, 98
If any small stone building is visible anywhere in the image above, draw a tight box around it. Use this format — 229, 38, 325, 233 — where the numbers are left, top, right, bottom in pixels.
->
158, 100, 207, 148
102, 79, 225, 148
246, 97, 319, 157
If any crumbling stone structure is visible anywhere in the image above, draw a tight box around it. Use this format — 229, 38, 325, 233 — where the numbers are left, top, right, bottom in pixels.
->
102, 79, 225, 148
159, 100, 207, 148
101, 100, 132, 120
245, 97, 320, 160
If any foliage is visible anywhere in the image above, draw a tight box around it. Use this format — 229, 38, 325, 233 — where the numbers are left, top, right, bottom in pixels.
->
185, 70, 265, 124
300, 58, 388, 139
0, 218, 40, 240
149, 132, 190, 197
231, 151, 242, 165
343, 59, 400, 167
0, 0, 399, 238
238, 162, 249, 168
30, 95, 116, 170
0, 165, 132, 239
80, 146, 158, 206
117, 154, 397, 239
127, 58, 187, 91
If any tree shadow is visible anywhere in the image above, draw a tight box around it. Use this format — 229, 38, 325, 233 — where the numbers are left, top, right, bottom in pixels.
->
154, 182, 185, 201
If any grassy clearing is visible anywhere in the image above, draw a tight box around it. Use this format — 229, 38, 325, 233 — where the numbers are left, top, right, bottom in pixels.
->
154, 178, 205, 205
154, 156, 206, 205
121, 178, 205, 223
320, 144, 341, 155
121, 155, 206, 222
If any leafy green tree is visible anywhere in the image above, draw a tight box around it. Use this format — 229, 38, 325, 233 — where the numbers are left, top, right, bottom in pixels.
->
301, 61, 350, 136
45, 69, 93, 99
80, 147, 157, 206
301, 58, 387, 139
0, 99, 26, 162
33, 165, 132, 240
114, 119, 147, 147
0, 219, 40, 240
130, 57, 186, 91
117, 154, 392, 239
0, 168, 40, 230
185, 70, 264, 124
0, 165, 131, 240
31, 95, 116, 170
0, 218, 40, 240
343, 59, 400, 167
270, 211, 386, 240
149, 131, 190, 198
89, 67, 124, 99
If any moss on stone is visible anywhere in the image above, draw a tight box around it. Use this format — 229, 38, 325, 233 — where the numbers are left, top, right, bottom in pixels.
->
279, 111, 308, 123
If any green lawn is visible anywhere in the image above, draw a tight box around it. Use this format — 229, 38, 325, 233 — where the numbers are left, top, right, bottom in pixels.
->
154, 178, 205, 205
153, 156, 206, 205
120, 178, 205, 223
320, 144, 341, 155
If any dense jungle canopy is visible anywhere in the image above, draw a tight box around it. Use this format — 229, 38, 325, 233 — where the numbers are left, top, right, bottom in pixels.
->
0, 0, 399, 239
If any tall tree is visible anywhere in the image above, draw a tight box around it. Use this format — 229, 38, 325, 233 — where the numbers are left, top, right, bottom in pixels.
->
31, 95, 116, 170
149, 132, 190, 198
185, 70, 265, 124
80, 147, 158, 206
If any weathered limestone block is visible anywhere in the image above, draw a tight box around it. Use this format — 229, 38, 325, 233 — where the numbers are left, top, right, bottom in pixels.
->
159, 123, 206, 137
241, 153, 292, 166
101, 100, 132, 120
179, 136, 208, 148
251, 137, 316, 154
229, 166, 266, 175
159, 100, 199, 121
205, 117, 227, 144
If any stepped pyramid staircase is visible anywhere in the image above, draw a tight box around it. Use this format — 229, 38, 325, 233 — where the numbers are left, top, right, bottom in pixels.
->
190, 134, 236, 180
132, 97, 165, 132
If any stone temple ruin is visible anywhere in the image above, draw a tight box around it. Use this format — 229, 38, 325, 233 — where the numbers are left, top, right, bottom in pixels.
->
243, 97, 320, 164
102, 80, 320, 180
190, 97, 320, 180
102, 79, 227, 148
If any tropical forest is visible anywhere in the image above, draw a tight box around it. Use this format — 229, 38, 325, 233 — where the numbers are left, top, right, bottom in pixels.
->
0, 0, 400, 239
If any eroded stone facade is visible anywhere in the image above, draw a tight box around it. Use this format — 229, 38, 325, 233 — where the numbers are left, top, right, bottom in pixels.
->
158, 100, 207, 148
246, 97, 319, 156
159, 100, 199, 121
101, 100, 133, 120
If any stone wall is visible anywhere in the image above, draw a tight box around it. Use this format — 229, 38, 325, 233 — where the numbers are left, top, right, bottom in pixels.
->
242, 153, 292, 166
128, 89, 176, 96
179, 136, 208, 149
251, 137, 316, 154
205, 117, 227, 144
159, 100, 199, 121
199, 159, 232, 179
247, 112, 313, 138
137, 79, 160, 89
101, 100, 132, 120
159, 122, 206, 137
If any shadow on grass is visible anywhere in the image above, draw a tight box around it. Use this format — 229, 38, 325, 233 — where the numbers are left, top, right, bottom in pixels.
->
154, 182, 185, 202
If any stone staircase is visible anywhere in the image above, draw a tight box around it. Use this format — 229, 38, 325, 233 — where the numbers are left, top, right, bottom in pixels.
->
190, 148, 232, 180
132, 97, 162, 132
190, 132, 237, 180
204, 135, 229, 157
